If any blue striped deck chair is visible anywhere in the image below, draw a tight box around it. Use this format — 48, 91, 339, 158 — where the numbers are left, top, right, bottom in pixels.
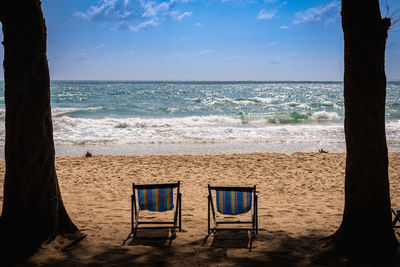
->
123, 182, 181, 245
392, 208, 400, 229
208, 185, 258, 238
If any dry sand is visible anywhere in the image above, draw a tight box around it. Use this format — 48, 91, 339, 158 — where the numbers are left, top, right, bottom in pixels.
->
1, 152, 400, 266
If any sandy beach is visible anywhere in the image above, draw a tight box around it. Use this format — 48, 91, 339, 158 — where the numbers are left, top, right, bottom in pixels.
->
1, 152, 400, 265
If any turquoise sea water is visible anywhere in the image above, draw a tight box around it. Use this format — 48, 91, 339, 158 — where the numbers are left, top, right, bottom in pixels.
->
0, 81, 399, 155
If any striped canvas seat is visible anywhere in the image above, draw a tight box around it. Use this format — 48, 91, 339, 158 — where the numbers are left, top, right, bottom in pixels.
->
123, 182, 181, 245
138, 188, 174, 212
216, 190, 252, 215
207, 185, 258, 249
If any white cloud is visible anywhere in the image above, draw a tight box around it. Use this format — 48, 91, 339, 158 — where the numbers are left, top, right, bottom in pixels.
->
173, 52, 194, 60
280, 25, 289, 30
200, 49, 214, 55
95, 44, 105, 50
266, 52, 296, 64
282, 52, 296, 57
293, 1, 340, 25
195, 22, 203, 27
70, 51, 89, 61
73, 0, 138, 21
170, 11, 193, 21
267, 57, 280, 64
123, 50, 136, 55
118, 18, 159, 31
131, 19, 159, 31
74, 0, 193, 32
257, 9, 277, 20
268, 41, 278, 46
141, 0, 173, 18
225, 56, 246, 61
222, 0, 277, 4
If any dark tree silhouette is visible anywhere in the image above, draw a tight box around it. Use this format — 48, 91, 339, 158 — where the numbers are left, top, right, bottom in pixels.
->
327, 0, 398, 259
0, 0, 78, 259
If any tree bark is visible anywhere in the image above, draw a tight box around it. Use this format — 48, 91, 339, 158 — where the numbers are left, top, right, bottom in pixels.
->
0, 0, 78, 259
328, 0, 398, 259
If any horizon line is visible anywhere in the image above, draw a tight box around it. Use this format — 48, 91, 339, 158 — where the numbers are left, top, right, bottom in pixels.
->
53, 79, 399, 82
1, 79, 400, 82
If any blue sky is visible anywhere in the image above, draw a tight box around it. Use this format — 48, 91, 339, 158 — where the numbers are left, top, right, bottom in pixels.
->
1, 0, 400, 80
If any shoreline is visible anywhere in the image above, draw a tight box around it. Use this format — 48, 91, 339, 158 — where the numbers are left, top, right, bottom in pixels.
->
0, 143, 352, 160
46, 143, 400, 158
54, 143, 348, 157
0, 142, 399, 159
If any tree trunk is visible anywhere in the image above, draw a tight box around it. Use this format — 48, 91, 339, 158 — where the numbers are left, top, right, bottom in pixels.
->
0, 0, 78, 259
328, 0, 397, 259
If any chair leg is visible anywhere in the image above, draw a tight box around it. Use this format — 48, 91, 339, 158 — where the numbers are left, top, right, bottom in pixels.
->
392, 209, 400, 228
248, 231, 254, 252
256, 195, 258, 235
252, 196, 256, 235
171, 228, 177, 239
208, 196, 211, 234
124, 193, 137, 245
134, 208, 139, 239
179, 193, 182, 232
122, 232, 133, 246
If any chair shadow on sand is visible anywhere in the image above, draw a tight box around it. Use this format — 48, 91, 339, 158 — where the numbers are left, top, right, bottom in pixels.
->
203, 230, 254, 251
126, 228, 175, 248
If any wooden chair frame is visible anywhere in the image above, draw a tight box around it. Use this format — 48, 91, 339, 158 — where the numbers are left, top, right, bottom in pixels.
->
123, 181, 181, 244
392, 208, 400, 229
208, 185, 258, 236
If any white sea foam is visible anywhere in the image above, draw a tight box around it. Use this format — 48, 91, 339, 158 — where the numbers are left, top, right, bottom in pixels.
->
47, 111, 396, 147
253, 97, 277, 104
52, 108, 82, 117
48, 114, 400, 153
310, 111, 341, 121
210, 97, 277, 106
52, 107, 102, 117
49, 114, 347, 146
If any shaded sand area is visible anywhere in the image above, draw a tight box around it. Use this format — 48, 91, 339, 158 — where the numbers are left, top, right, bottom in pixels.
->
1, 153, 400, 265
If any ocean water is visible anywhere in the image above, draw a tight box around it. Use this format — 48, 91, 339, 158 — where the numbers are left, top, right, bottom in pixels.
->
0, 80, 399, 156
